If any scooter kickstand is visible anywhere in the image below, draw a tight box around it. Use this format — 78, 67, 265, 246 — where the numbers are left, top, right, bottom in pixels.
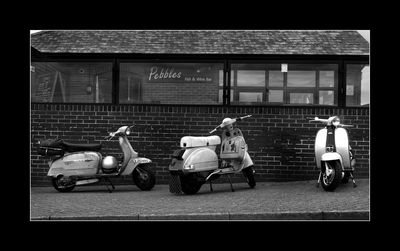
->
209, 180, 214, 192
350, 172, 357, 188
105, 178, 115, 193
316, 171, 322, 188
227, 175, 234, 192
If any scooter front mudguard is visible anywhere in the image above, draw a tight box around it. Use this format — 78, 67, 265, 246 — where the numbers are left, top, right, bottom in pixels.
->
47, 151, 102, 177
120, 157, 152, 176
321, 152, 343, 167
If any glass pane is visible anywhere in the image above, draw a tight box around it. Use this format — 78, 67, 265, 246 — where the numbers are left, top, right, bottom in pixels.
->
237, 70, 265, 87
287, 71, 316, 87
268, 90, 283, 103
239, 92, 263, 102
218, 89, 234, 103
346, 64, 370, 107
319, 90, 334, 105
289, 93, 314, 104
319, 71, 335, 87
219, 70, 234, 86
31, 62, 112, 103
269, 71, 284, 87
119, 63, 223, 104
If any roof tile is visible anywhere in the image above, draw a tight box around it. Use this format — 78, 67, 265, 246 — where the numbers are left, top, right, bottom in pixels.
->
31, 30, 369, 55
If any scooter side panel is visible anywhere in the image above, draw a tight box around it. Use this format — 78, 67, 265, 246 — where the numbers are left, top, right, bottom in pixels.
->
335, 128, 351, 170
183, 147, 219, 172
47, 152, 101, 177
315, 129, 327, 170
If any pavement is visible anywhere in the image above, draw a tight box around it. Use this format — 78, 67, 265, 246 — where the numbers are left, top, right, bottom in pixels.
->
30, 178, 369, 221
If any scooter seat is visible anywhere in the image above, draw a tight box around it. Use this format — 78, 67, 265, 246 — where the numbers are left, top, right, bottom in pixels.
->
180, 136, 221, 148
62, 141, 102, 152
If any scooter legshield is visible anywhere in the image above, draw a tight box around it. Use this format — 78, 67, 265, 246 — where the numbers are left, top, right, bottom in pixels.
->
315, 128, 352, 171
335, 128, 352, 170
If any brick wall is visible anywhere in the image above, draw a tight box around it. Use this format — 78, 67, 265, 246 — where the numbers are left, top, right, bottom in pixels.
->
30, 104, 369, 186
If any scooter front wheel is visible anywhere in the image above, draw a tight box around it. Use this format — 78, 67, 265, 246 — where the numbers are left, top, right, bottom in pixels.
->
321, 160, 342, 192
242, 166, 256, 188
52, 176, 75, 192
132, 164, 156, 191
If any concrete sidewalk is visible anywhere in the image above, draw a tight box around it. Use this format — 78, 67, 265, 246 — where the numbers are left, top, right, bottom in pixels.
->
30, 179, 369, 221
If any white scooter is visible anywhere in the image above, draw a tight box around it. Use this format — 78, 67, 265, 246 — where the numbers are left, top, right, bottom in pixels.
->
309, 116, 357, 191
38, 124, 155, 192
169, 115, 255, 195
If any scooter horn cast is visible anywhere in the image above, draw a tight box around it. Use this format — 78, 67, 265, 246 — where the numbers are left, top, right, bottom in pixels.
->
38, 124, 156, 192
168, 115, 255, 195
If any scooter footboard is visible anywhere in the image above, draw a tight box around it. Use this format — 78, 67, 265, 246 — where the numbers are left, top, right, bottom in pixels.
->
169, 172, 182, 194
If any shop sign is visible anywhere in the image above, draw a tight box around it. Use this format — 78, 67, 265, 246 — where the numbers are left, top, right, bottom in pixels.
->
281, 63, 288, 72
147, 65, 214, 83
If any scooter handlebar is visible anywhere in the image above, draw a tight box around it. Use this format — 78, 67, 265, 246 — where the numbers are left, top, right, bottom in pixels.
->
308, 117, 329, 123
209, 126, 220, 134
236, 114, 252, 121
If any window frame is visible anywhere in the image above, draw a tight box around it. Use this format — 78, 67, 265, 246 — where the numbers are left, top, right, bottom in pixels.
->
30, 55, 369, 108
30, 58, 116, 104
228, 60, 341, 106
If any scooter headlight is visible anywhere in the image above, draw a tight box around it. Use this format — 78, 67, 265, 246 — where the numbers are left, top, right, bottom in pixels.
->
332, 117, 340, 127
125, 127, 131, 135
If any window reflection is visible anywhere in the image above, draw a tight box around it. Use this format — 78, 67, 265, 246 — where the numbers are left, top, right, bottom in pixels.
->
290, 93, 314, 104
269, 71, 284, 87
287, 71, 316, 87
319, 90, 334, 105
237, 70, 265, 87
268, 90, 283, 102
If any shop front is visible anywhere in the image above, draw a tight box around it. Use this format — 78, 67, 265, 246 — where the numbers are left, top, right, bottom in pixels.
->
30, 30, 370, 186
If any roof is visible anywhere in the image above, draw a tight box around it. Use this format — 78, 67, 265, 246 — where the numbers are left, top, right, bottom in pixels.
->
30, 30, 369, 56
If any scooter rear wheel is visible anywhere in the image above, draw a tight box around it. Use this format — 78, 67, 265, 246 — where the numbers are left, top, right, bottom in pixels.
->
52, 176, 75, 192
180, 173, 203, 195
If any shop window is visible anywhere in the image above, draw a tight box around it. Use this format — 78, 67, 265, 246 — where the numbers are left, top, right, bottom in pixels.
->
230, 63, 338, 106
269, 71, 284, 87
239, 92, 263, 102
346, 64, 370, 107
287, 71, 316, 87
237, 70, 265, 87
120, 63, 223, 104
31, 62, 112, 103
268, 90, 284, 103
289, 93, 314, 104
319, 90, 334, 105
